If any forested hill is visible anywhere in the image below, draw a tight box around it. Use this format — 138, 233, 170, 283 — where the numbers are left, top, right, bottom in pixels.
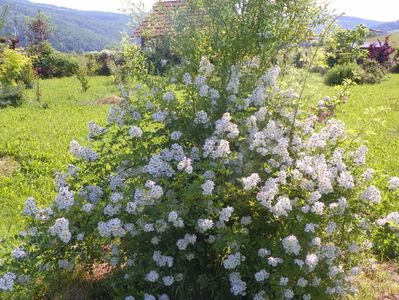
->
337, 16, 399, 33
0, 0, 131, 52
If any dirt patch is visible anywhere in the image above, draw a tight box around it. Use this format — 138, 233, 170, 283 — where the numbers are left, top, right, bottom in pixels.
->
354, 261, 399, 300
95, 95, 122, 105
84, 263, 113, 281
0, 156, 20, 177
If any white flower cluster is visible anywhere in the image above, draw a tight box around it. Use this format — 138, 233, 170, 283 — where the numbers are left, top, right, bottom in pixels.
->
88, 121, 106, 139
242, 173, 261, 191
194, 110, 209, 125
282, 235, 301, 255
70, 140, 98, 161
201, 180, 215, 195
197, 218, 214, 232
229, 272, 246, 296
55, 186, 75, 210
128, 125, 143, 138
11, 247, 27, 260
203, 138, 231, 159
49, 218, 71, 243
361, 186, 381, 204
389, 177, 399, 191
223, 252, 245, 270
0, 273, 16, 291
23, 197, 37, 216
98, 218, 126, 237
377, 212, 399, 225
176, 234, 197, 250
153, 251, 174, 267
214, 113, 239, 138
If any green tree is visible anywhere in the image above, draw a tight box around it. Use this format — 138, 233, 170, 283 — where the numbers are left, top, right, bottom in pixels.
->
173, 0, 325, 83
326, 24, 369, 67
25, 11, 55, 54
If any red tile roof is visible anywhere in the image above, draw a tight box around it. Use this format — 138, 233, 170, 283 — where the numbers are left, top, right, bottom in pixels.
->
133, 0, 186, 38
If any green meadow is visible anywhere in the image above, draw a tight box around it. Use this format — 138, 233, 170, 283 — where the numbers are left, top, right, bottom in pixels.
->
0, 76, 118, 248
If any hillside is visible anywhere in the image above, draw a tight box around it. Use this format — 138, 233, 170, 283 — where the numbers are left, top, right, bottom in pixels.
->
337, 16, 385, 30
377, 21, 399, 33
0, 0, 131, 52
337, 16, 399, 34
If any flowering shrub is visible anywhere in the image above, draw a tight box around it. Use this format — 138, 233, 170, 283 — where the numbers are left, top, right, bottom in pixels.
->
0, 58, 397, 299
368, 37, 396, 69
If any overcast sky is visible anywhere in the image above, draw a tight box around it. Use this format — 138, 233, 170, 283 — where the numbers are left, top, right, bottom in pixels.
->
28, 0, 399, 22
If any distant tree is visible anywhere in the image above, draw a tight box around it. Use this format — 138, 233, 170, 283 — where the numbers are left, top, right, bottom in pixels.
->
25, 11, 54, 54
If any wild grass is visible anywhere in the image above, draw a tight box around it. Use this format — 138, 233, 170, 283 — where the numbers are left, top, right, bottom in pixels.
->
0, 76, 117, 251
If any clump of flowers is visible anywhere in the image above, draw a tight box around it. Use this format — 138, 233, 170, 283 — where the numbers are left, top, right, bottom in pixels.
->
0, 58, 397, 299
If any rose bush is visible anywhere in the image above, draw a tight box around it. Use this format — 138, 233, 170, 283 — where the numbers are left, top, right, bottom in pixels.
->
1, 57, 398, 299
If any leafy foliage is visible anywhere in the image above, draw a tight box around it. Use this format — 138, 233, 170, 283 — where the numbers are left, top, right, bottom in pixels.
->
0, 48, 32, 86
172, 0, 325, 87
25, 11, 55, 54
368, 37, 396, 68
326, 25, 369, 67
0, 84, 24, 107
324, 63, 363, 85
32, 42, 79, 78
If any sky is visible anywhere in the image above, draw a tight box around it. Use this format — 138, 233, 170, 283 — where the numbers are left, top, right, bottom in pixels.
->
28, 0, 399, 22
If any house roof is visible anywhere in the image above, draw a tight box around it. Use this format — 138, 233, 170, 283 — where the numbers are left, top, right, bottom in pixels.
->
133, 0, 186, 39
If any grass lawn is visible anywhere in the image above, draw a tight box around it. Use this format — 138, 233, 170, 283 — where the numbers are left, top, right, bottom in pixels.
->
0, 76, 118, 249
304, 73, 399, 176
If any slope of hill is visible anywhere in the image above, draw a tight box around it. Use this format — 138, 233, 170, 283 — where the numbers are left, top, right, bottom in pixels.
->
0, 0, 131, 52
377, 21, 399, 33
337, 16, 399, 34
337, 16, 386, 30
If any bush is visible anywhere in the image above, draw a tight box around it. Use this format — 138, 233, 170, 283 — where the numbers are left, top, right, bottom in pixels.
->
75, 67, 90, 92
368, 38, 396, 69
1, 58, 398, 299
360, 60, 386, 84
324, 63, 363, 85
325, 25, 369, 67
32, 42, 79, 78
0, 84, 24, 107
0, 49, 33, 87
85, 50, 123, 76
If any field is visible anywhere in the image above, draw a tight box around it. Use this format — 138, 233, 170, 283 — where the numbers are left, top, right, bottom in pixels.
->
0, 76, 118, 250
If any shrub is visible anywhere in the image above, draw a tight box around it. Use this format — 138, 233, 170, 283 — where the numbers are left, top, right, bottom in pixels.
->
325, 25, 369, 67
32, 42, 79, 78
324, 63, 363, 85
1, 59, 398, 299
0, 49, 33, 87
75, 67, 90, 92
0, 84, 24, 107
85, 50, 123, 76
368, 37, 396, 69
359, 60, 386, 84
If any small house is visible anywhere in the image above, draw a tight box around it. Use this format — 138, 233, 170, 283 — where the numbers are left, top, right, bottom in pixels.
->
133, 0, 186, 48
